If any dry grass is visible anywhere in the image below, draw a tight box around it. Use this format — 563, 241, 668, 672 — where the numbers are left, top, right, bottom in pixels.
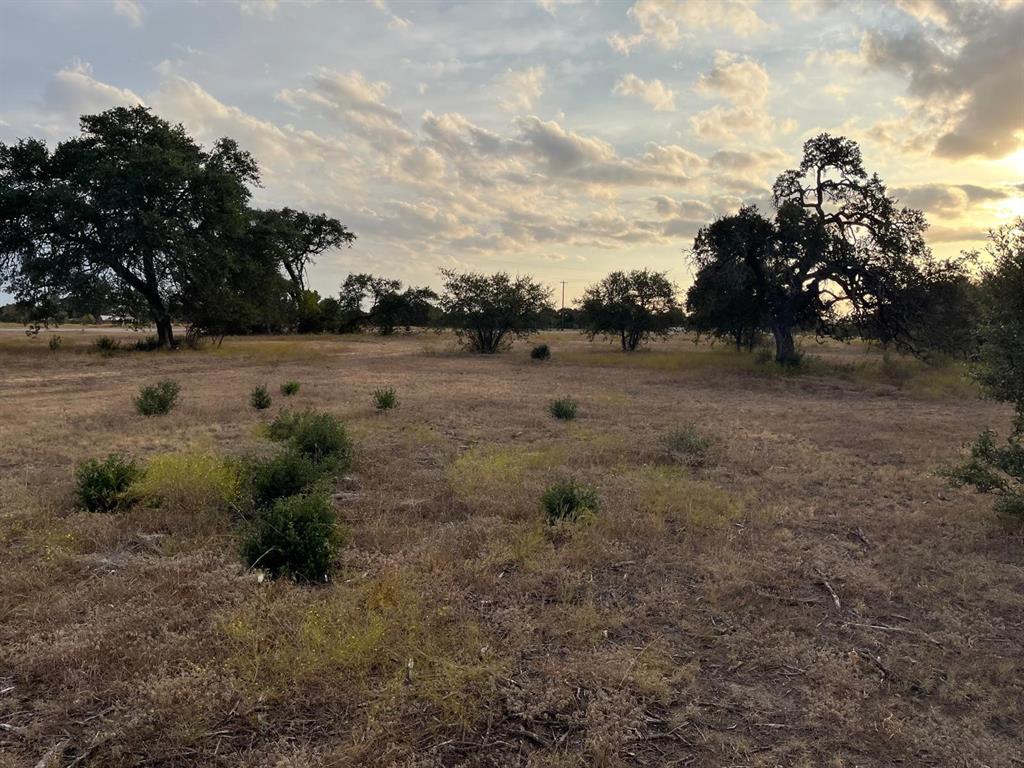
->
1, 330, 1021, 767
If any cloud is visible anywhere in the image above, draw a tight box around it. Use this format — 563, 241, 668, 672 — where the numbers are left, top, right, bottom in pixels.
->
649, 195, 714, 219
892, 183, 1011, 214
238, 0, 279, 17
536, 0, 583, 15
370, 0, 411, 30
695, 50, 769, 108
45, 61, 145, 116
497, 67, 546, 113
608, 0, 771, 54
613, 74, 677, 112
690, 51, 776, 140
112, 0, 143, 27
861, 0, 1024, 159
276, 69, 415, 151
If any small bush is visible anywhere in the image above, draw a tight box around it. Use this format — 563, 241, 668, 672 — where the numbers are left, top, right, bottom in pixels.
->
280, 381, 300, 397
95, 336, 119, 354
250, 384, 272, 410
131, 451, 240, 513
944, 429, 1024, 522
75, 454, 142, 513
549, 397, 578, 421
135, 380, 180, 416
373, 387, 398, 411
664, 426, 711, 467
133, 335, 161, 352
48, 335, 62, 351
241, 491, 347, 581
541, 478, 599, 525
245, 450, 324, 509
267, 410, 353, 470
530, 343, 551, 361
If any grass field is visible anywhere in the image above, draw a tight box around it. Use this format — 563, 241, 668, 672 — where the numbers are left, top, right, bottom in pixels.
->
1, 330, 1021, 767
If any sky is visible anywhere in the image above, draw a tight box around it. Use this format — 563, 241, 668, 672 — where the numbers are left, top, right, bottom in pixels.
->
1, 0, 1022, 304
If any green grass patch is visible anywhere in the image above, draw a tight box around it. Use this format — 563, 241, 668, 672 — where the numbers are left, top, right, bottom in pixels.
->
447, 443, 568, 502
628, 466, 742, 528
131, 450, 240, 513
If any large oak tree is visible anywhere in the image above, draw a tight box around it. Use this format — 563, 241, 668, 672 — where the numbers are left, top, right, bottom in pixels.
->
0, 106, 354, 347
690, 134, 936, 365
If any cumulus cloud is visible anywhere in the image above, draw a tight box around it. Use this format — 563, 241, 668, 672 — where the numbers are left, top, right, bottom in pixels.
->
690, 50, 778, 140
613, 74, 677, 112
276, 69, 415, 151
861, 0, 1024, 158
112, 0, 143, 27
649, 195, 714, 220
608, 0, 770, 54
892, 182, 1011, 214
45, 61, 144, 116
695, 50, 769, 108
497, 67, 546, 113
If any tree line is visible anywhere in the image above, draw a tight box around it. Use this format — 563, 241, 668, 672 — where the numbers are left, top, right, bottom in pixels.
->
0, 107, 1017, 375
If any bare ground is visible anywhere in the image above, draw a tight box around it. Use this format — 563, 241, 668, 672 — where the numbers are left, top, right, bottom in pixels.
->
1, 331, 1021, 767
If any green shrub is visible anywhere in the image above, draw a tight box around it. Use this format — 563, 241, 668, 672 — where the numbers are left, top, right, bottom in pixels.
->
95, 336, 119, 354
267, 410, 353, 470
541, 478, 599, 525
549, 397, 578, 421
75, 454, 142, 513
132, 335, 161, 352
373, 387, 398, 411
131, 450, 240, 513
530, 343, 551, 361
250, 384, 272, 410
664, 426, 711, 467
246, 450, 324, 509
944, 429, 1024, 522
241, 491, 347, 581
48, 335, 62, 351
280, 380, 301, 397
135, 380, 180, 416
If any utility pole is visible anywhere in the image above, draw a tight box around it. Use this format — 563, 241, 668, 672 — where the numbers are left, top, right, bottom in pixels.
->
560, 281, 567, 330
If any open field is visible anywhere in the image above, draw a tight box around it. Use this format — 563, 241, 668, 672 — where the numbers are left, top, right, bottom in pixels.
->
1, 331, 1021, 767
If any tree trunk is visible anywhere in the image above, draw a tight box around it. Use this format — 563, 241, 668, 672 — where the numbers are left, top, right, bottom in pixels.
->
156, 314, 175, 349
771, 323, 798, 365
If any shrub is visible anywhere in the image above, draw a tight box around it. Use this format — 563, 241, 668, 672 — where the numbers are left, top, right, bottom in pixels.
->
530, 343, 551, 361
267, 410, 353, 470
75, 454, 142, 513
245, 449, 324, 509
250, 384, 272, 410
281, 380, 300, 397
131, 450, 240, 513
664, 426, 711, 467
944, 429, 1024, 522
95, 336, 119, 354
48, 335, 62, 351
135, 380, 180, 416
549, 397, 578, 421
373, 387, 398, 411
132, 335, 161, 352
241, 491, 347, 581
541, 479, 599, 525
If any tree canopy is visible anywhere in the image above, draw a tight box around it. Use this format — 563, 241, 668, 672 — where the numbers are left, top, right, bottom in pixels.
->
579, 269, 681, 351
0, 106, 353, 346
690, 134, 941, 364
338, 273, 437, 334
974, 219, 1024, 433
438, 269, 552, 353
